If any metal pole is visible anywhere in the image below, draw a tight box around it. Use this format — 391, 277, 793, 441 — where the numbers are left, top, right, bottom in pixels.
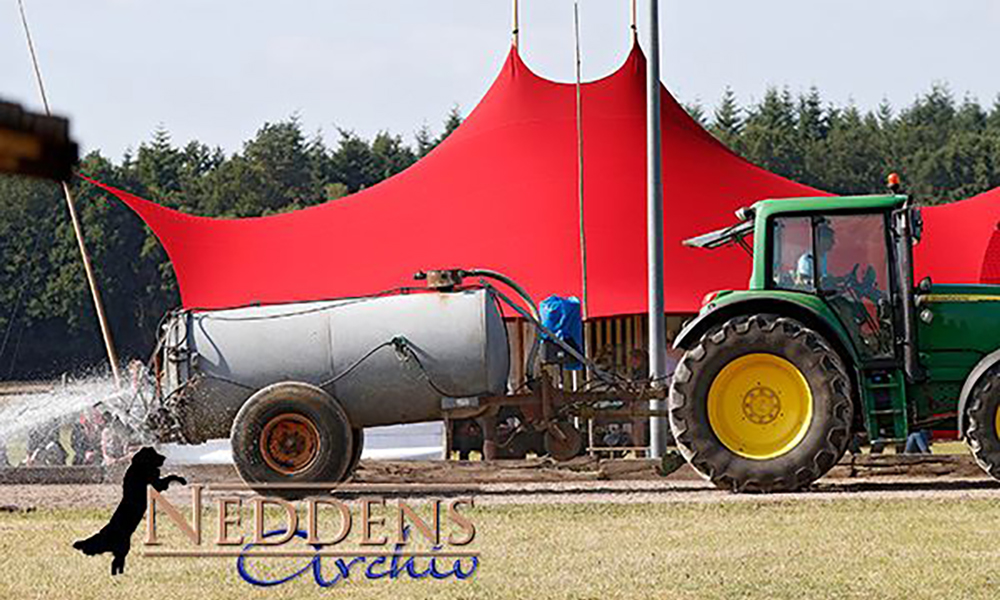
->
17, 0, 122, 387
630, 0, 638, 41
646, 0, 667, 459
512, 0, 520, 48
574, 2, 588, 321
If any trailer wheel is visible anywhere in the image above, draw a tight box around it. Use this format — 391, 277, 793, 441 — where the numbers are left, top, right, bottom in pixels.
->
669, 314, 853, 492
342, 428, 364, 481
965, 366, 1000, 479
231, 382, 353, 499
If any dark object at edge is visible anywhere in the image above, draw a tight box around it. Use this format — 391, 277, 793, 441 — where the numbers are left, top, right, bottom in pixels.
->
0, 99, 78, 181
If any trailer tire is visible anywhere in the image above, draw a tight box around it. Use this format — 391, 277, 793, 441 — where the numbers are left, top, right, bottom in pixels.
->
231, 382, 353, 499
668, 314, 853, 493
965, 366, 1000, 479
343, 428, 364, 481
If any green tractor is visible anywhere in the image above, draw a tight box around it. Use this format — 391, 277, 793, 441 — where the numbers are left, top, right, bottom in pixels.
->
670, 180, 1000, 492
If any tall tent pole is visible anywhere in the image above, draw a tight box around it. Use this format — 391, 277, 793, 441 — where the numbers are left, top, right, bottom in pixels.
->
645, 0, 668, 459
512, 0, 520, 48
17, 0, 123, 388
572, 1, 591, 414
630, 0, 638, 41
574, 2, 588, 321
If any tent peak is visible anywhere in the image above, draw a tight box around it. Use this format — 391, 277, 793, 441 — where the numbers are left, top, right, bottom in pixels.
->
511, 42, 642, 88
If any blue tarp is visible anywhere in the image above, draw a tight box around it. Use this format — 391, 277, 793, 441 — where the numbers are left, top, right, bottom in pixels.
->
539, 295, 584, 370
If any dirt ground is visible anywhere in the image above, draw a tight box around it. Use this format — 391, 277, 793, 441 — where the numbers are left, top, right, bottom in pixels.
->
3, 471, 998, 512
1, 448, 995, 510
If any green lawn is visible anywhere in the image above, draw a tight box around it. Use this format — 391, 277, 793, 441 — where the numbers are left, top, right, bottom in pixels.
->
3, 497, 1000, 599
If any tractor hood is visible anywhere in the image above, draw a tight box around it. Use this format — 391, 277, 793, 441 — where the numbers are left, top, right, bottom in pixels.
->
917, 283, 1000, 357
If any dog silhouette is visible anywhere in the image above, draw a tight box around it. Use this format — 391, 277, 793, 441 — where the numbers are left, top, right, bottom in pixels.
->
73, 447, 186, 575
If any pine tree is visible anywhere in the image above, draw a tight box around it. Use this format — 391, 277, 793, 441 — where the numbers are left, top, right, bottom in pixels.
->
875, 99, 894, 128
683, 101, 707, 126
371, 131, 417, 179
710, 86, 743, 145
988, 95, 1000, 131
797, 87, 827, 141
956, 95, 988, 133
305, 131, 332, 205
135, 125, 184, 205
740, 87, 802, 179
415, 123, 435, 157
242, 119, 313, 211
330, 129, 378, 192
437, 105, 463, 145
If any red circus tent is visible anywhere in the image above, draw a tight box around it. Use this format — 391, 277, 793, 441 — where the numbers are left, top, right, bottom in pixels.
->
87, 41, 826, 317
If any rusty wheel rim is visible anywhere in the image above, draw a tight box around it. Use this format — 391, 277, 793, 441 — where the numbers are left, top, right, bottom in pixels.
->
260, 413, 320, 475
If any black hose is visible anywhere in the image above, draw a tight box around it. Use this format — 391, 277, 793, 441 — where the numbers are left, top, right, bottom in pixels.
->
460, 268, 540, 321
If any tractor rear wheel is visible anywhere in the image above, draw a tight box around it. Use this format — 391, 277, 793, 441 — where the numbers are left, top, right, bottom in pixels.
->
669, 314, 853, 492
231, 382, 353, 499
964, 366, 1000, 479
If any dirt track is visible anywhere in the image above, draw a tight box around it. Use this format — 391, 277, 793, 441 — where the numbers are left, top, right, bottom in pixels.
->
2, 477, 1000, 511
2, 455, 999, 511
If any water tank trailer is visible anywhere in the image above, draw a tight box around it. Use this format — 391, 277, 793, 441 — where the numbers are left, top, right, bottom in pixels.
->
149, 269, 664, 496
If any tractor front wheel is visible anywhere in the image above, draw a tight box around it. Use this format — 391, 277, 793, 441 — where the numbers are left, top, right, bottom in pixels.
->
669, 314, 853, 492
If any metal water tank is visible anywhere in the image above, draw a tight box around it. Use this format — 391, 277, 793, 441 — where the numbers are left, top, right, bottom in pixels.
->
159, 288, 509, 442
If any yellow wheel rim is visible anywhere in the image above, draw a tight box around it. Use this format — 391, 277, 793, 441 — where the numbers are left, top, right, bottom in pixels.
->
994, 404, 1000, 440
707, 353, 813, 460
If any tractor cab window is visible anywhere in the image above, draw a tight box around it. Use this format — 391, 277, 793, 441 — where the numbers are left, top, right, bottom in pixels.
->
817, 214, 894, 359
771, 217, 814, 292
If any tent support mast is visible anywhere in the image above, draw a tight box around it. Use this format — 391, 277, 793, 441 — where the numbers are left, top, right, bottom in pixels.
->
630, 0, 638, 41
17, 0, 122, 387
574, 2, 588, 322
512, 0, 520, 48
646, 0, 668, 459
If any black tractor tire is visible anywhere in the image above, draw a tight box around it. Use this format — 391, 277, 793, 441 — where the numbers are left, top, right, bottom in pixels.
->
965, 366, 1000, 479
231, 382, 353, 499
668, 314, 853, 493
342, 428, 364, 482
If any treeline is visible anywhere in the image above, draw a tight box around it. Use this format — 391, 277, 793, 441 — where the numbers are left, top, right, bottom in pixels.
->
686, 84, 1000, 204
2, 85, 1000, 378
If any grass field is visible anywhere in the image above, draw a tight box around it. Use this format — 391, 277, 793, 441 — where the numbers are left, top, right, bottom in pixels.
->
3, 497, 1000, 599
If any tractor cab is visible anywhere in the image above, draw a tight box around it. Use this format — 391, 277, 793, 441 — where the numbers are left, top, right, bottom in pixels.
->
684, 194, 917, 378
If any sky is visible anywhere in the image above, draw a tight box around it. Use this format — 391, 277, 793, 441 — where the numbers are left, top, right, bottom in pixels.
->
2, 0, 999, 160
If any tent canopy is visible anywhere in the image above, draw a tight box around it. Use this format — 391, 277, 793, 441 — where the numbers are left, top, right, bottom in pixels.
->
89, 42, 819, 317
89, 41, 1000, 317
916, 187, 1000, 284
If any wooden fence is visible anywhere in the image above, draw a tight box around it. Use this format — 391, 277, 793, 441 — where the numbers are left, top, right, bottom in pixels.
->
505, 313, 692, 389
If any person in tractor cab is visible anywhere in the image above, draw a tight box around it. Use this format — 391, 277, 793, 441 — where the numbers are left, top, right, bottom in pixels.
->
796, 219, 836, 286
798, 218, 884, 310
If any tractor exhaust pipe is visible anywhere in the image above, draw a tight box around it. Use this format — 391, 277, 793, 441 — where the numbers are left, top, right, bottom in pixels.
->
891, 175, 924, 382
